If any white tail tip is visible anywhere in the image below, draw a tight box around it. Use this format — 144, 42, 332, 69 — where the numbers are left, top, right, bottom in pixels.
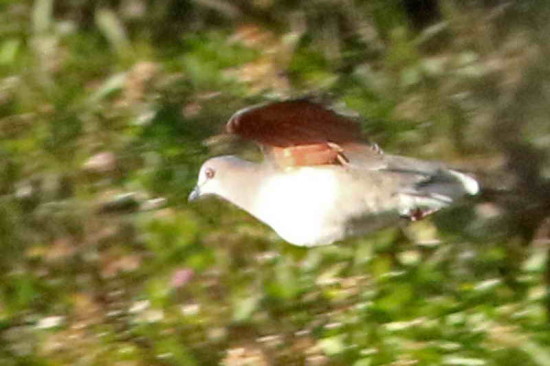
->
450, 170, 480, 196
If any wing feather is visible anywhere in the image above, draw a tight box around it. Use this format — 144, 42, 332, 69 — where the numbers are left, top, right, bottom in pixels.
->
227, 100, 362, 146
226, 99, 379, 167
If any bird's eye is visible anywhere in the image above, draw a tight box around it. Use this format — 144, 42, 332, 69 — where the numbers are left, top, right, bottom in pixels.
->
205, 167, 215, 179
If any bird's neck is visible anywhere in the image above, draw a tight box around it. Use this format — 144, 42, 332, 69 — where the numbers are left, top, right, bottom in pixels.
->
217, 159, 265, 212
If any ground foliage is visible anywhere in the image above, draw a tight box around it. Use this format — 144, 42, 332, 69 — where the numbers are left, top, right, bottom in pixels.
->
0, 0, 549, 365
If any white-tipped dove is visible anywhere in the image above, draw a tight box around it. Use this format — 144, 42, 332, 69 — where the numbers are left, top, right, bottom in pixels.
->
189, 100, 479, 247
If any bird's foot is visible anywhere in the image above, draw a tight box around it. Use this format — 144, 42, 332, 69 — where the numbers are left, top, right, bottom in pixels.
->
326, 142, 350, 166
401, 207, 438, 222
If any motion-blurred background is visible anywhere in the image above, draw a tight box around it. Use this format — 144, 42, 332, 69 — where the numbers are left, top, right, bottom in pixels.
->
0, 0, 549, 365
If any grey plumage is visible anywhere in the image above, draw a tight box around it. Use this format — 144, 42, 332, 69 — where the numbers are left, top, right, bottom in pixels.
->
190, 100, 479, 246
190, 154, 478, 246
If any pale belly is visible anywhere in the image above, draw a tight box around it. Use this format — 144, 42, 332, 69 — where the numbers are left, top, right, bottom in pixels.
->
249, 167, 401, 247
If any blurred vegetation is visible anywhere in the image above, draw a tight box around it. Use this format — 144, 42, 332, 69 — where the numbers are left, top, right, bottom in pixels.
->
0, 0, 549, 365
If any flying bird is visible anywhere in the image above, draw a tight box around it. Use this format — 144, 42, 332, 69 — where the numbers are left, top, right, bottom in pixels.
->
189, 99, 479, 247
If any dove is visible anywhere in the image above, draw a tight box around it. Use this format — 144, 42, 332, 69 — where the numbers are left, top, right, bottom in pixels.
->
189, 99, 478, 246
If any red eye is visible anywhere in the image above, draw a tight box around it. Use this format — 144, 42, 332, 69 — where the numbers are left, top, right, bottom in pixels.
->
205, 168, 215, 179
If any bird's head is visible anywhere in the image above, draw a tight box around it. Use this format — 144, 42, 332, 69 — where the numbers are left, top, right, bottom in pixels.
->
188, 156, 250, 202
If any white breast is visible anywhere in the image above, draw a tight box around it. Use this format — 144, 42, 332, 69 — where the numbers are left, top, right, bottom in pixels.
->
250, 167, 343, 246
212, 156, 478, 247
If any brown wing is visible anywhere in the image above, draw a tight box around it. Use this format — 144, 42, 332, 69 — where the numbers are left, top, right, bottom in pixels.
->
226, 100, 377, 167
226, 99, 362, 146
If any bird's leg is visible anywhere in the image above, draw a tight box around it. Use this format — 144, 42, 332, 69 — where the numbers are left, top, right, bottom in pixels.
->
326, 142, 350, 166
400, 207, 439, 222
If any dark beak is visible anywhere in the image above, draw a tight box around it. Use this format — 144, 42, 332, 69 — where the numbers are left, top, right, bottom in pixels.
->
188, 186, 201, 202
